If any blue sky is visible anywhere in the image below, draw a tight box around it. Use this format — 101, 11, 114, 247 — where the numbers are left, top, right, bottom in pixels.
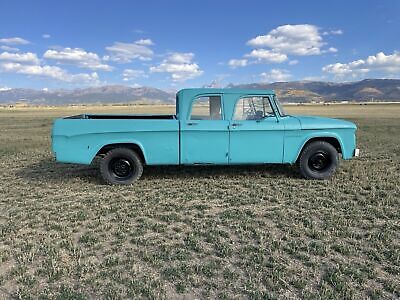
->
0, 0, 399, 90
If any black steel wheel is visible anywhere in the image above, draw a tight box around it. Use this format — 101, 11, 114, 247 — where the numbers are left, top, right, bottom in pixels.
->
100, 148, 143, 184
299, 141, 339, 180
109, 158, 134, 179
308, 151, 331, 172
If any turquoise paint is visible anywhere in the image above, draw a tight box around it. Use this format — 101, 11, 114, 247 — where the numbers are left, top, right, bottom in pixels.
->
229, 117, 284, 163
51, 88, 358, 166
180, 120, 230, 164
52, 118, 179, 165
289, 115, 356, 161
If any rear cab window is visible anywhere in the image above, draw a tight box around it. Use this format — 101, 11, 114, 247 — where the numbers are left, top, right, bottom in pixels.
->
190, 95, 222, 120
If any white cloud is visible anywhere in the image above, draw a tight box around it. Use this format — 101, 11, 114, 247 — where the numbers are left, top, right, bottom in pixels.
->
327, 47, 338, 53
0, 86, 12, 91
323, 29, 343, 36
365, 52, 400, 72
247, 24, 325, 56
105, 39, 154, 63
0, 37, 30, 45
43, 48, 112, 71
0, 45, 19, 52
331, 29, 343, 35
229, 24, 337, 68
150, 52, 203, 81
42, 34, 51, 39
167, 53, 195, 64
245, 49, 288, 63
122, 69, 147, 81
260, 69, 292, 82
288, 60, 299, 65
322, 51, 400, 77
228, 59, 248, 68
322, 61, 368, 76
0, 49, 99, 84
135, 39, 154, 46
0, 52, 40, 65
0, 62, 99, 84
130, 83, 142, 88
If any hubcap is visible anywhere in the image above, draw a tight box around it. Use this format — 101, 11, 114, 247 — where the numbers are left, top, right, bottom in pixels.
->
308, 151, 331, 172
110, 158, 134, 179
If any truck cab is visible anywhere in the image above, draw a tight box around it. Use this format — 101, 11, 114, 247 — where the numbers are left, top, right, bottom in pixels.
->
178, 89, 286, 165
52, 88, 359, 184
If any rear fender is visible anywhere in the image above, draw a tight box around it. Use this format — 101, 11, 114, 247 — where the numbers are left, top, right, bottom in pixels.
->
91, 139, 147, 164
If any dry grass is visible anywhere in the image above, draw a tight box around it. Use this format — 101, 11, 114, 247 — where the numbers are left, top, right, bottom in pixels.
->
0, 103, 399, 299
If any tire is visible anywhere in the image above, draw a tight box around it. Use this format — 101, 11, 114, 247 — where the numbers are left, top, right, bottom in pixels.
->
100, 148, 143, 185
298, 141, 339, 180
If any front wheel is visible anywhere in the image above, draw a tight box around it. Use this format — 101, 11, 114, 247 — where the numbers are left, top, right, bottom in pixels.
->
298, 141, 339, 180
100, 148, 143, 185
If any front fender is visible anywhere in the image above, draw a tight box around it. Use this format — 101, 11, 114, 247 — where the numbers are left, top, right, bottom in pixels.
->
284, 129, 354, 163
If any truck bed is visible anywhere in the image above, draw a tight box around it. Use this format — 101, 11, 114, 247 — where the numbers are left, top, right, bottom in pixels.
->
65, 114, 176, 120
52, 117, 180, 165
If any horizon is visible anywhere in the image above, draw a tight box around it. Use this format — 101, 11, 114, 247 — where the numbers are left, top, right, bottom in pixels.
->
0, 0, 399, 90
1, 78, 399, 92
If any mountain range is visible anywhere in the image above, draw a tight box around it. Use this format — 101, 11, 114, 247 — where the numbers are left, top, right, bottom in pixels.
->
229, 79, 400, 103
1, 79, 399, 105
0, 86, 175, 105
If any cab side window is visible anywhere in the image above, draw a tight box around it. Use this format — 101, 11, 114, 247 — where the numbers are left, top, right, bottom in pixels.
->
190, 96, 222, 120
233, 96, 274, 120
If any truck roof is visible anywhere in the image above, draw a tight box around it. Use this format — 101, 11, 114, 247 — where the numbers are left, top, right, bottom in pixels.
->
178, 88, 275, 96
175, 88, 277, 119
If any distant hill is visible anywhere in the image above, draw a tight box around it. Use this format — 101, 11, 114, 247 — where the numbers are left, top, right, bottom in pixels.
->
0, 86, 175, 105
1, 79, 400, 105
228, 79, 400, 102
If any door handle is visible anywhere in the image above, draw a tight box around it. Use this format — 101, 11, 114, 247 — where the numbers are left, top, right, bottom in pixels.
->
187, 122, 198, 126
231, 123, 242, 127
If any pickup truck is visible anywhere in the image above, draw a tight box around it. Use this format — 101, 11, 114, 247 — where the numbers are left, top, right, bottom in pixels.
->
52, 88, 359, 184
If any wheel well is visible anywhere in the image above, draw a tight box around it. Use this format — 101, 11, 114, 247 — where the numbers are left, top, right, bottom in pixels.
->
297, 137, 342, 162
96, 143, 145, 163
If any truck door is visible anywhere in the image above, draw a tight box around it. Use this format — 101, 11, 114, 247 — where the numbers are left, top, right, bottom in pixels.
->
229, 96, 284, 163
180, 94, 230, 164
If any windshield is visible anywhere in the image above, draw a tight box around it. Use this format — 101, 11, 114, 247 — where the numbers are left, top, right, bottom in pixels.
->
274, 95, 287, 116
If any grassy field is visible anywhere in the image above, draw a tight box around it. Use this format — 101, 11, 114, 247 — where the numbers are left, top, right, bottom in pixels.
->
0, 104, 399, 299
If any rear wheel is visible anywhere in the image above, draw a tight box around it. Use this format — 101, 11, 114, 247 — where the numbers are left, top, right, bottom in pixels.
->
100, 148, 143, 184
298, 141, 339, 180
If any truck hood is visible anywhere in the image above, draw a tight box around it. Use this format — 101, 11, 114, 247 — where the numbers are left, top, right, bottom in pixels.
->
291, 115, 357, 130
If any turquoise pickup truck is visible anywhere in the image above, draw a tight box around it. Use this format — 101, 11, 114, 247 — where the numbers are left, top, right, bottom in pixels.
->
52, 88, 359, 184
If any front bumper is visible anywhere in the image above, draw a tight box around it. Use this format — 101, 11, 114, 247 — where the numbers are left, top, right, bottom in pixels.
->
354, 148, 360, 157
